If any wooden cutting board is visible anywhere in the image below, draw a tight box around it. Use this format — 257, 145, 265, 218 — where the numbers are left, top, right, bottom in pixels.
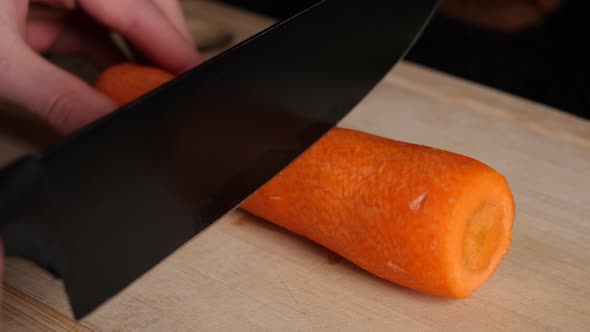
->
2, 1, 590, 330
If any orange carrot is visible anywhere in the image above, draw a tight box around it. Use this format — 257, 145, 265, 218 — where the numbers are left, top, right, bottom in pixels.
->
95, 63, 515, 298
242, 128, 514, 298
94, 63, 174, 106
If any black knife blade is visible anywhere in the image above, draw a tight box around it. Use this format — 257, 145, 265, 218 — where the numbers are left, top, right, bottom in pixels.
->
0, 0, 438, 319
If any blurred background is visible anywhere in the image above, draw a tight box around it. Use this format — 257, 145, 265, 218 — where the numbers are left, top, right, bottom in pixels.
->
220, 0, 589, 120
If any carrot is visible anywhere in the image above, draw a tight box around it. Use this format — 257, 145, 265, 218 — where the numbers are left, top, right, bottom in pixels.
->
94, 63, 174, 106
242, 128, 514, 298
95, 63, 515, 298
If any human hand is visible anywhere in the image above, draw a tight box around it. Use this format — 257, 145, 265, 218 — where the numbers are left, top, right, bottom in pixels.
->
0, 0, 201, 134
440, 0, 560, 32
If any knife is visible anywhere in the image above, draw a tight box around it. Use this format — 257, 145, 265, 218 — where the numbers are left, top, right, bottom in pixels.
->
0, 0, 438, 319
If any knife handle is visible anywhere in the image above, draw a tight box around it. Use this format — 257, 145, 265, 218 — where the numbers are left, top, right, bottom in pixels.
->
0, 155, 64, 278
0, 155, 41, 222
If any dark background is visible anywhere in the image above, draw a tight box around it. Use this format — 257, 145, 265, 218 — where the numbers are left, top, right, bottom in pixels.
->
221, 0, 590, 120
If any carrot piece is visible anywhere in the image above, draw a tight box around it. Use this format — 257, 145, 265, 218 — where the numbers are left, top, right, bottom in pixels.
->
241, 128, 514, 298
95, 63, 515, 298
94, 63, 174, 106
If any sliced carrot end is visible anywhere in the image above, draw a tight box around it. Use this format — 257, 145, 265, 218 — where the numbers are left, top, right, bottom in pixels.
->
446, 171, 515, 298
463, 201, 504, 273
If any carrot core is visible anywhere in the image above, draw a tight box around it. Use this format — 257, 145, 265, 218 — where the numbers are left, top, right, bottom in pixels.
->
463, 202, 503, 272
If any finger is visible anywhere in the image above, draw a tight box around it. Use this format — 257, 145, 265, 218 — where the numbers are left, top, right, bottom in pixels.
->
440, 0, 544, 32
79, 0, 201, 74
27, 7, 126, 69
537, 0, 560, 13
25, 4, 67, 53
151, 0, 194, 45
1, 0, 29, 36
0, 43, 116, 133
50, 23, 127, 69
30, 0, 76, 10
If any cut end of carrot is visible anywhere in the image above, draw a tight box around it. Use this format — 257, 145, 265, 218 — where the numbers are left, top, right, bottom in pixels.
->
446, 169, 514, 298
463, 201, 503, 272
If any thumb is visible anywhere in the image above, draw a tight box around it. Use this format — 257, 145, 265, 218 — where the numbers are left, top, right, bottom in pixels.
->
0, 44, 116, 134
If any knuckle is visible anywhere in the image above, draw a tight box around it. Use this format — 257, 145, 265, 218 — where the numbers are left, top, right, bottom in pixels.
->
83, 0, 147, 30
43, 90, 78, 132
120, 1, 151, 34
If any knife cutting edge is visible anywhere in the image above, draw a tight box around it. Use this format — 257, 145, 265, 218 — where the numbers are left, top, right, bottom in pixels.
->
0, 0, 438, 319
